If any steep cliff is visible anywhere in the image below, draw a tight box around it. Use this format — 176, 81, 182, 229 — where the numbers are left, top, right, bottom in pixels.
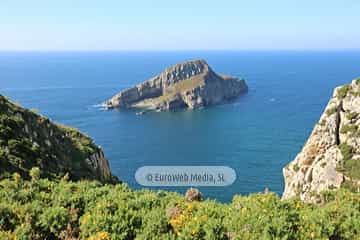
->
104, 59, 247, 111
283, 78, 360, 202
0, 95, 117, 183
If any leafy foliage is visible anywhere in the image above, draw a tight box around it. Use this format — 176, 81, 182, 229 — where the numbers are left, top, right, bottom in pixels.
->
338, 143, 360, 183
293, 164, 300, 172
346, 112, 359, 121
340, 124, 358, 135
356, 77, 360, 85
326, 107, 337, 116
339, 143, 354, 162
337, 85, 351, 99
0, 175, 359, 240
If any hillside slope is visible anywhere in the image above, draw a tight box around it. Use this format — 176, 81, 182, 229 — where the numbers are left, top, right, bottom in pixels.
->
0, 95, 117, 182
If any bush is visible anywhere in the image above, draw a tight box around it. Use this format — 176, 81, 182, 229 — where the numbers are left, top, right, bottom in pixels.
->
29, 167, 41, 182
0, 205, 18, 231
355, 77, 360, 85
0, 177, 359, 239
326, 107, 337, 116
346, 112, 359, 120
340, 124, 358, 135
337, 85, 351, 98
339, 143, 353, 162
39, 206, 70, 236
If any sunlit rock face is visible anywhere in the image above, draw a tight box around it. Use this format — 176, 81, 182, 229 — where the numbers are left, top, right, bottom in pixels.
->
104, 59, 248, 111
282, 79, 360, 202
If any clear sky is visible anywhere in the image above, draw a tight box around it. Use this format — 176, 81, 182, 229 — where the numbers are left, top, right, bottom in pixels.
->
1, 0, 359, 51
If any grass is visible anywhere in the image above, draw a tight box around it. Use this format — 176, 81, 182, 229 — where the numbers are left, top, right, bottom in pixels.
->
170, 74, 205, 93
137, 74, 206, 107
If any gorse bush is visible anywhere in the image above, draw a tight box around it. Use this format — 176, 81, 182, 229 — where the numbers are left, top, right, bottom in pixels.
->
0, 175, 359, 240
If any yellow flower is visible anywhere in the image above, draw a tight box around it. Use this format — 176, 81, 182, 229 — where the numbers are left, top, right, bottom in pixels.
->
81, 214, 91, 225
87, 231, 111, 240
185, 202, 193, 209
191, 229, 198, 235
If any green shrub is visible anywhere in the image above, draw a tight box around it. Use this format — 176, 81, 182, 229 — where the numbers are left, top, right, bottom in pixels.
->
135, 209, 171, 239
39, 206, 70, 236
337, 85, 351, 98
339, 143, 353, 162
338, 143, 360, 180
346, 112, 359, 120
29, 167, 41, 182
326, 107, 337, 116
340, 124, 358, 135
343, 159, 360, 180
0, 205, 18, 231
355, 77, 360, 85
0, 177, 359, 239
293, 164, 300, 172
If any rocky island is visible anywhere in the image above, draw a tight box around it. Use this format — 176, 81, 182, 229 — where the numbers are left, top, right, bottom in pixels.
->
104, 59, 248, 111
283, 78, 360, 202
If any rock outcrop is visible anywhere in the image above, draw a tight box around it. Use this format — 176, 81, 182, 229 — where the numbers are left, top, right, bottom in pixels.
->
0, 95, 117, 183
104, 59, 247, 111
282, 78, 360, 202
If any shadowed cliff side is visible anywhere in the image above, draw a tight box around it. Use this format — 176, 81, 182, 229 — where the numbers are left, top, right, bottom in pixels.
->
0, 95, 118, 183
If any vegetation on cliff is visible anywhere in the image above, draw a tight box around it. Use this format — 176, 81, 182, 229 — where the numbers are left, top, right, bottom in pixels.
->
283, 78, 360, 201
0, 173, 359, 240
0, 95, 116, 182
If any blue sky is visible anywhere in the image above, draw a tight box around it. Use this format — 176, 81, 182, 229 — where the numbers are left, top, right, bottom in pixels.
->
1, 0, 359, 50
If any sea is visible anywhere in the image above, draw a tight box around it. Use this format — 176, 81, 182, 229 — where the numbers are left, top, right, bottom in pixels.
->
1, 51, 359, 202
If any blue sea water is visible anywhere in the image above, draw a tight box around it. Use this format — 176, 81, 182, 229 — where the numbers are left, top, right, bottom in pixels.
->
1, 51, 360, 202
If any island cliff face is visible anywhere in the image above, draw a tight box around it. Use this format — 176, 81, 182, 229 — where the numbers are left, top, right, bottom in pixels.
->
104, 59, 247, 111
283, 78, 360, 202
0, 95, 116, 183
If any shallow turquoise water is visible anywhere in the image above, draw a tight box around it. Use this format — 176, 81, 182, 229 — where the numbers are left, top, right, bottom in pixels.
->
1, 51, 360, 202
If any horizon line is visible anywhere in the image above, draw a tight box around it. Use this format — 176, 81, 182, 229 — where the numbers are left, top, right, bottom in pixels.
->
1, 48, 360, 53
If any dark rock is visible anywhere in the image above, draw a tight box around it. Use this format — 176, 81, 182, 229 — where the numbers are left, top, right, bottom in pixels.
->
184, 188, 203, 202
